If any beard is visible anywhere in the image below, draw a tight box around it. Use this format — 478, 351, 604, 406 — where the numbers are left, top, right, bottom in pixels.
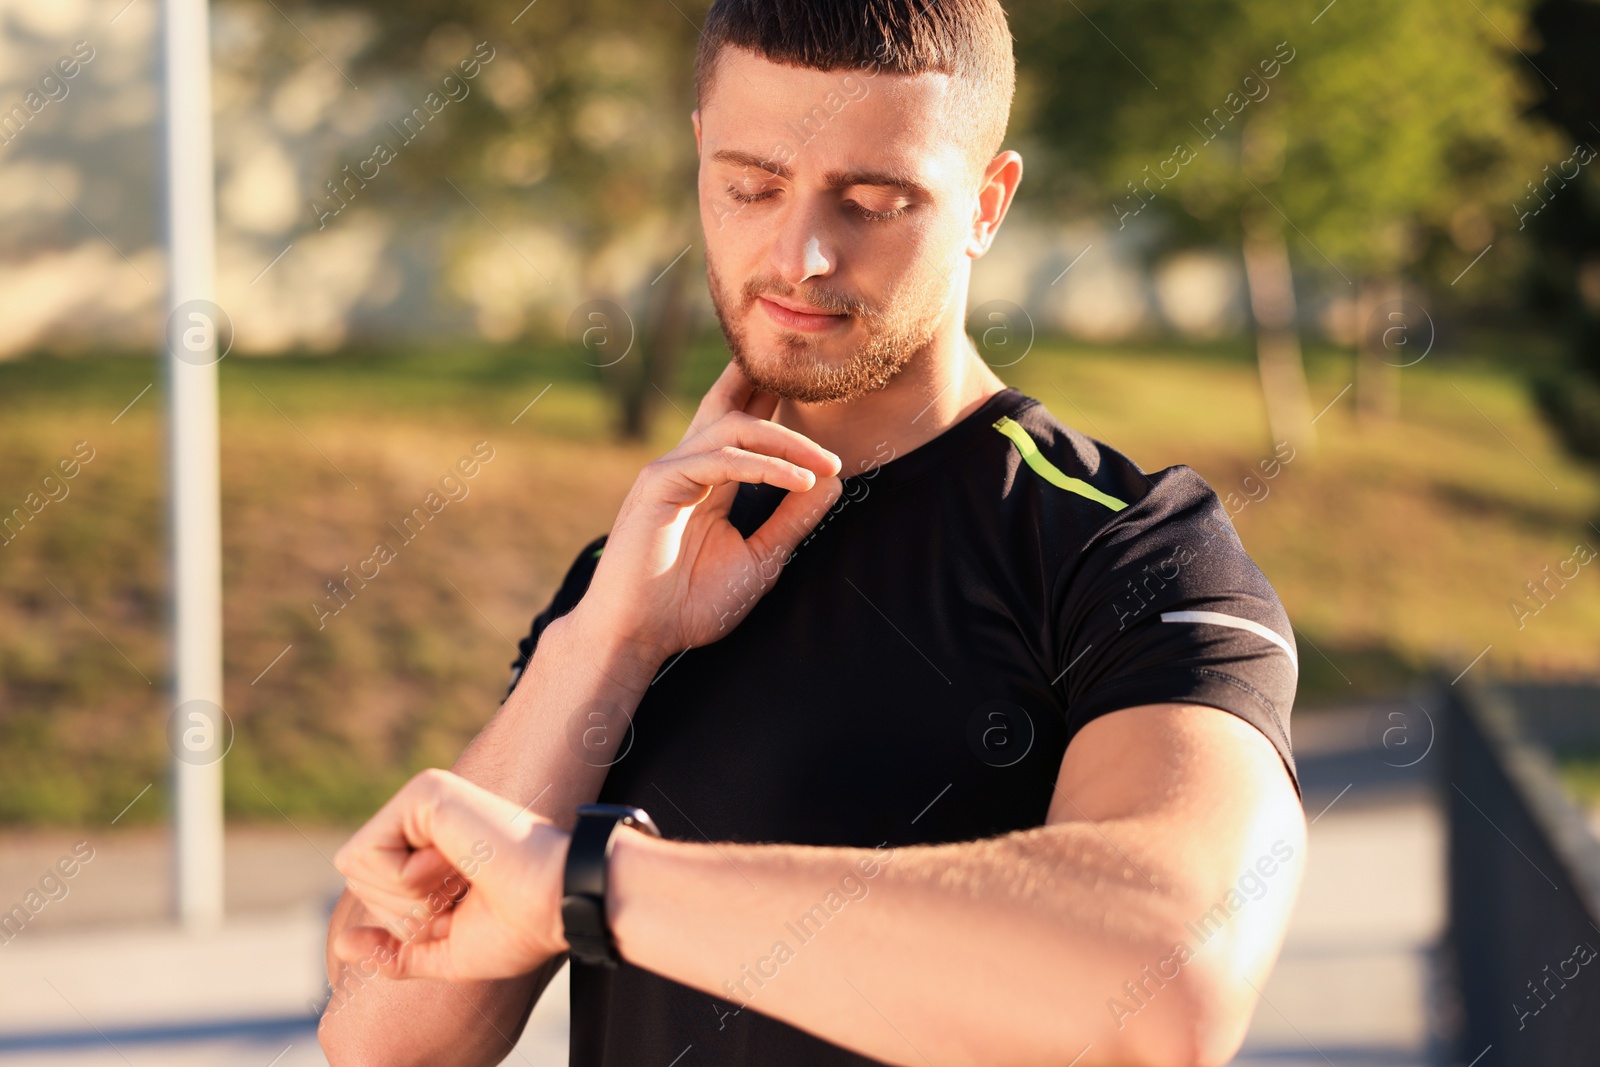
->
705, 248, 953, 404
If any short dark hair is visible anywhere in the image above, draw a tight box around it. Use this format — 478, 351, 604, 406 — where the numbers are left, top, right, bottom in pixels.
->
695, 0, 1016, 182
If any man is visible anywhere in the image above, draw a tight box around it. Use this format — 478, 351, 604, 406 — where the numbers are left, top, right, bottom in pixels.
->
321, 1, 1306, 1065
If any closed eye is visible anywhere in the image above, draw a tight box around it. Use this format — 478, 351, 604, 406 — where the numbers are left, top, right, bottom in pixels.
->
726, 182, 911, 222
727, 183, 778, 205
848, 200, 910, 222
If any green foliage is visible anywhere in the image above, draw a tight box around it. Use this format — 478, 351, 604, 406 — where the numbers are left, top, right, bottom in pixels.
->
275, 0, 704, 274
1011, 0, 1562, 287
1555, 745, 1600, 813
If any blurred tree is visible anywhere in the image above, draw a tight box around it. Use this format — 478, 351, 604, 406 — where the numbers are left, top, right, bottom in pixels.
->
1525, 0, 1600, 460
284, 0, 706, 439
1010, 0, 1557, 446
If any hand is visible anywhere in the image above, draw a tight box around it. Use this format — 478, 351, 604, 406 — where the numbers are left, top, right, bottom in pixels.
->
331, 769, 570, 981
577, 360, 843, 660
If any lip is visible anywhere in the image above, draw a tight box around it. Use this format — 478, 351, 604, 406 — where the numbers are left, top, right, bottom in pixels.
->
757, 295, 849, 333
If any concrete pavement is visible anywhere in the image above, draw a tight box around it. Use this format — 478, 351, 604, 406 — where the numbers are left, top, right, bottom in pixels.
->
1233, 694, 1448, 1067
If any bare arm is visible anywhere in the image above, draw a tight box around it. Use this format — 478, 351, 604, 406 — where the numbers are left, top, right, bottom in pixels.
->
317, 609, 660, 1067
330, 703, 1304, 1067
319, 361, 844, 1067
602, 703, 1305, 1067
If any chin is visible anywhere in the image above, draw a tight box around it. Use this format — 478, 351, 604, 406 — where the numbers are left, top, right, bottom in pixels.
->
730, 342, 909, 405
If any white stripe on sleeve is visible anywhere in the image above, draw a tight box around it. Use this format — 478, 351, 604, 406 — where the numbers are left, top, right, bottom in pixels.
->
1159, 610, 1299, 675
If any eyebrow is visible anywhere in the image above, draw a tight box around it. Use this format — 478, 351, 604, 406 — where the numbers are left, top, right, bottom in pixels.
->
709, 148, 930, 198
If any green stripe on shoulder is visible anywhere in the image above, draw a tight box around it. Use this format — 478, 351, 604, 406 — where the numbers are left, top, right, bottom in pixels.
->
992, 415, 1129, 512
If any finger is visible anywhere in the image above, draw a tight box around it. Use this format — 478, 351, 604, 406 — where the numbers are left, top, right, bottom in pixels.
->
686, 360, 758, 435
333, 811, 416, 892
687, 409, 831, 521
343, 845, 454, 904
333, 776, 456, 889
698, 411, 841, 478
333, 916, 449, 975
334, 769, 527, 904
743, 387, 779, 422
333, 925, 402, 969
341, 876, 453, 934
652, 446, 820, 503
333, 926, 429, 979
342, 878, 424, 925
336, 923, 480, 982
334, 770, 492, 875
744, 474, 845, 573
397, 846, 461, 896
415, 778, 530, 866
338, 832, 476, 917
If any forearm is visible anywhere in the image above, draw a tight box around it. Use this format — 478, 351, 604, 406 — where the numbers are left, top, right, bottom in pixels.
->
319, 890, 561, 1067
606, 821, 1245, 1067
320, 607, 663, 1067
449, 606, 663, 829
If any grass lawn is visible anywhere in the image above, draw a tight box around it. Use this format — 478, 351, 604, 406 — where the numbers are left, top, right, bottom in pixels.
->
1, 334, 1596, 826
1556, 749, 1600, 811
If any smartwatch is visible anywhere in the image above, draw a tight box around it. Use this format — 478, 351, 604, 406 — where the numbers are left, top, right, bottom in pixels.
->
561, 803, 660, 967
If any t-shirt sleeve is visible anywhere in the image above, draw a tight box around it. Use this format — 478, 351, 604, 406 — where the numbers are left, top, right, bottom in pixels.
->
503, 534, 608, 703
1052, 465, 1299, 790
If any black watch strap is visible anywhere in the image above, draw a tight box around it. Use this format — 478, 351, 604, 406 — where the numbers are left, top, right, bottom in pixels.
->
561, 803, 660, 967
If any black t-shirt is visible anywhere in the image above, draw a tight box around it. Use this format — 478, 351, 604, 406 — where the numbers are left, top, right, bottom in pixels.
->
506, 386, 1299, 1067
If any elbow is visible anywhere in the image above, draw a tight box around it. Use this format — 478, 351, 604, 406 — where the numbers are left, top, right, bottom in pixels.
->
1165, 980, 1256, 1067
318, 1012, 405, 1067
318, 1022, 372, 1067
1112, 853, 1304, 1063
1132, 955, 1260, 1067
1089, 941, 1262, 1067
319, 1019, 440, 1067
314, 983, 425, 1067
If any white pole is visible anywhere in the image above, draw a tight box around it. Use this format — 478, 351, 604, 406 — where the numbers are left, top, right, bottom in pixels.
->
161, 0, 224, 932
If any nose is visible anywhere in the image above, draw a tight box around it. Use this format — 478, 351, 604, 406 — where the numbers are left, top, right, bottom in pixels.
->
802, 236, 830, 279
770, 199, 836, 286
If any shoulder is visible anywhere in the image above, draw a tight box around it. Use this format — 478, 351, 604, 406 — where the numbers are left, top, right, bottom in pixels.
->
992, 393, 1156, 516
1019, 402, 1297, 780
998, 390, 1273, 543
981, 392, 1290, 628
968, 391, 1283, 594
990, 392, 1233, 556
1001, 394, 1294, 690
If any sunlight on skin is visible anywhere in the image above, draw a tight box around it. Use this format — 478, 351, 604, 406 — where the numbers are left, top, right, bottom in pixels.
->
802, 234, 830, 277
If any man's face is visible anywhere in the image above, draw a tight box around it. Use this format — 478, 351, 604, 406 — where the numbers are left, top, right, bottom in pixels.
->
694, 47, 980, 404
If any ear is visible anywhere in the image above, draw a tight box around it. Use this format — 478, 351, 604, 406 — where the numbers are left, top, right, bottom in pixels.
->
966, 150, 1024, 259
692, 108, 702, 156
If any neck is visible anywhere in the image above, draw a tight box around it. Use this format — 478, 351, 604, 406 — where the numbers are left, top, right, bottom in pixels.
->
772, 314, 1009, 477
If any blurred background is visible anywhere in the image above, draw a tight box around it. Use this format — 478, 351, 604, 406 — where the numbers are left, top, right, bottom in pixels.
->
2, 0, 1599, 1063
